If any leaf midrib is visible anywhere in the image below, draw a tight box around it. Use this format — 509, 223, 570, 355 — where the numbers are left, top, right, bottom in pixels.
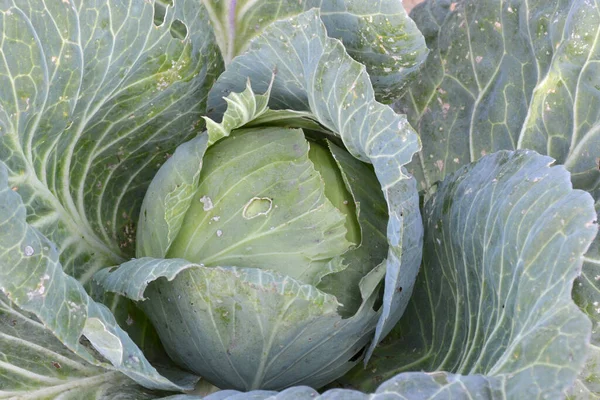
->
22, 171, 124, 267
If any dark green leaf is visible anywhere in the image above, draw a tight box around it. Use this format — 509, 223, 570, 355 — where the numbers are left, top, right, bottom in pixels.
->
0, 163, 197, 391
201, 0, 428, 102
344, 151, 597, 399
400, 0, 600, 195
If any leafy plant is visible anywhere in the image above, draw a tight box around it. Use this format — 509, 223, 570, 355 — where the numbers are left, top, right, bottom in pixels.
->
0, 0, 597, 399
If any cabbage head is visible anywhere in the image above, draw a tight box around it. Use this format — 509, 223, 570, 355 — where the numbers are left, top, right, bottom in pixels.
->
130, 126, 389, 389
91, 8, 424, 390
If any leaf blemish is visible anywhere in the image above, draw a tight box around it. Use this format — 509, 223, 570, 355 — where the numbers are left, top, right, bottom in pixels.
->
27, 274, 50, 300
23, 245, 34, 256
435, 160, 444, 172
200, 195, 214, 211
243, 197, 273, 219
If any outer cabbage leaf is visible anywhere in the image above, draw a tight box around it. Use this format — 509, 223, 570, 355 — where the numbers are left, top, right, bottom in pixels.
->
208, 9, 423, 362
401, 0, 600, 396
136, 135, 209, 260
158, 374, 500, 399
570, 200, 600, 399
342, 150, 597, 399
200, 0, 428, 102
204, 79, 328, 139
95, 257, 380, 390
0, 164, 196, 391
0, 0, 223, 386
0, 0, 222, 282
0, 294, 165, 399
400, 0, 600, 195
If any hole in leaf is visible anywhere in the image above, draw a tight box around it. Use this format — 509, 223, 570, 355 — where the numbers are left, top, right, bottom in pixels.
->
153, 0, 172, 26
243, 197, 273, 219
170, 19, 188, 40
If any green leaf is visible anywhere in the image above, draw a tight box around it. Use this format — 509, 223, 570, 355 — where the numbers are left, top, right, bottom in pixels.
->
0, 163, 196, 391
307, 140, 361, 247
401, 1, 600, 396
0, 0, 223, 283
207, 9, 423, 361
204, 79, 272, 145
344, 151, 597, 398
136, 135, 209, 260
91, 288, 172, 367
570, 202, 600, 399
244, 109, 327, 133
567, 345, 600, 399
158, 373, 503, 399
165, 128, 352, 285
0, 294, 163, 399
318, 141, 389, 317
201, 0, 427, 102
204, 77, 328, 137
400, 0, 600, 195
0, 0, 223, 372
139, 83, 333, 269
95, 258, 380, 391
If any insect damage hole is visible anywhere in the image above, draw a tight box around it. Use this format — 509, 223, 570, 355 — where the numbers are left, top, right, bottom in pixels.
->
170, 19, 188, 39
242, 197, 273, 219
153, 0, 172, 26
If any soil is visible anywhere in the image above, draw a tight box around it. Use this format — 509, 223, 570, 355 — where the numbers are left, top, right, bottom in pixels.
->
403, 0, 425, 13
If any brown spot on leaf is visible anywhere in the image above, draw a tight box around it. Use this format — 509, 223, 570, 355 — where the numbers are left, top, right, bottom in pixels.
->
442, 102, 450, 116
435, 160, 444, 172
